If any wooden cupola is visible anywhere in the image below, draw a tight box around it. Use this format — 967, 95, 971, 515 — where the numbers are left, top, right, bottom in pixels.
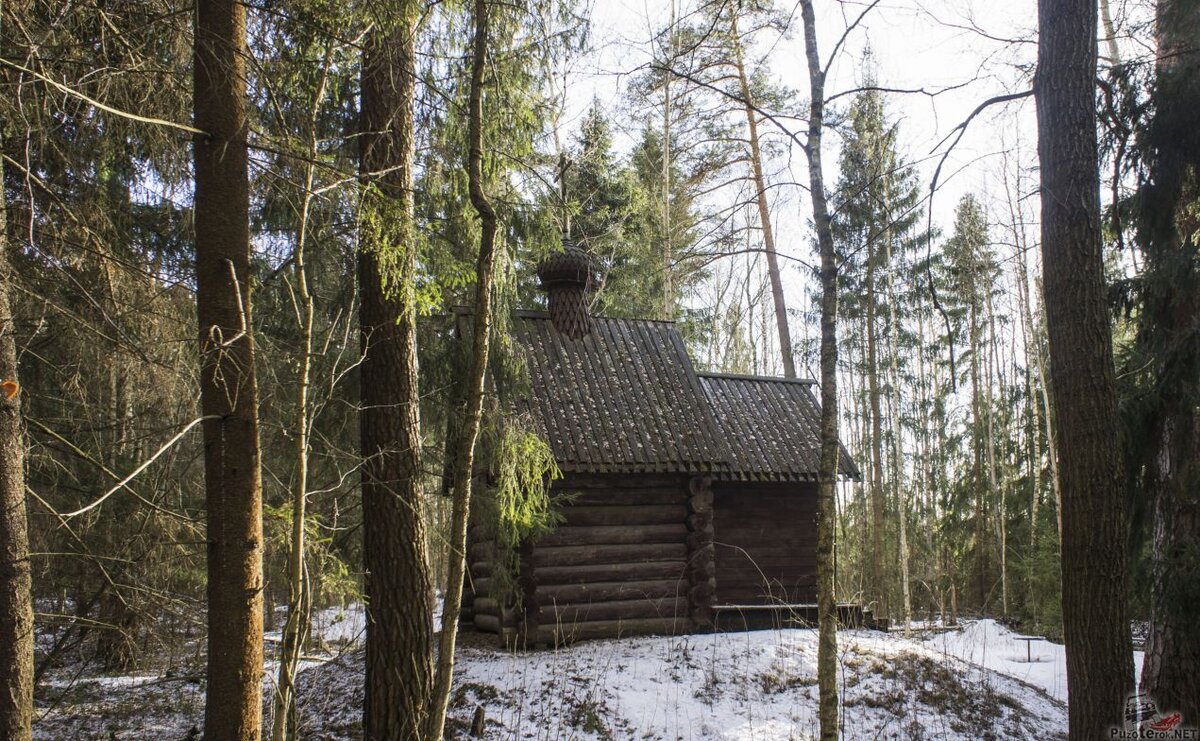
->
536, 239, 595, 340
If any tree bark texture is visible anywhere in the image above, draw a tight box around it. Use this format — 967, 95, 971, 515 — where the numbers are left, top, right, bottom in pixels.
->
193, 0, 265, 737
1035, 0, 1134, 735
800, 2, 839, 738
428, 0, 500, 736
0, 153, 33, 741
358, 1, 436, 738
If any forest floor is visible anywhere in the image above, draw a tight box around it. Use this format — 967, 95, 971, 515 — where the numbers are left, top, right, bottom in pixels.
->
33, 606, 1114, 740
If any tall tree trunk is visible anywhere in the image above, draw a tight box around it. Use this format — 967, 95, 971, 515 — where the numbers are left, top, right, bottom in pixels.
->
1017, 253, 1044, 619
193, 1, 265, 736
271, 48, 331, 741
885, 248, 911, 631
428, 0, 500, 736
800, 3, 839, 737
985, 291, 1005, 617
866, 248, 885, 614
0, 150, 33, 741
730, 12, 796, 378
1137, 0, 1200, 719
1035, 0, 1134, 735
358, 2, 435, 737
969, 304, 987, 607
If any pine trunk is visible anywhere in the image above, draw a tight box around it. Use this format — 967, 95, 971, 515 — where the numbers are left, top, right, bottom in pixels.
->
1035, 0, 1134, 734
985, 292, 1005, 617
194, 0, 265, 736
0, 151, 33, 741
885, 252, 911, 631
358, 2, 436, 737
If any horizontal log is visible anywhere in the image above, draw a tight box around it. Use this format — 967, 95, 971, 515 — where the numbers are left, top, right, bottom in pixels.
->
564, 488, 689, 506
536, 560, 688, 586
469, 561, 492, 579
714, 564, 817, 579
537, 579, 685, 604
538, 597, 689, 624
472, 577, 495, 596
714, 531, 817, 541
535, 523, 686, 547
473, 597, 500, 616
469, 541, 496, 562
717, 594, 818, 608
561, 504, 686, 527
712, 553, 816, 567
533, 543, 687, 567
556, 474, 685, 489
538, 617, 690, 645
474, 613, 501, 633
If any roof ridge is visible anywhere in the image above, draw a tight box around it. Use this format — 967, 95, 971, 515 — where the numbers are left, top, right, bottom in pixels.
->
511, 308, 678, 325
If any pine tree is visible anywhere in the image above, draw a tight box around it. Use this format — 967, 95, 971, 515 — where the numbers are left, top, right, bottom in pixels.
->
832, 85, 925, 619
1036, 0, 1134, 733
358, 1, 436, 737
940, 195, 1001, 610
0, 135, 33, 741
193, 0, 265, 735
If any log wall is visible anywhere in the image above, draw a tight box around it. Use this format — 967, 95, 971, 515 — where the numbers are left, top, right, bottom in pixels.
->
468, 475, 821, 646
525, 474, 693, 646
711, 482, 818, 605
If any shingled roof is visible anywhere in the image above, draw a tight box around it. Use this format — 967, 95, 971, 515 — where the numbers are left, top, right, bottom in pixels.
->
511, 311, 731, 475
509, 310, 856, 482
698, 373, 860, 481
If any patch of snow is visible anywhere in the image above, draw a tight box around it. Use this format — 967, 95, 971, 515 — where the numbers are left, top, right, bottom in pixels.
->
923, 619, 1145, 704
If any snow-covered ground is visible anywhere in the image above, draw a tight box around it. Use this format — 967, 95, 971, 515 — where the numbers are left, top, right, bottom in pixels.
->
924, 619, 1145, 705
34, 609, 1096, 740
427, 623, 1069, 740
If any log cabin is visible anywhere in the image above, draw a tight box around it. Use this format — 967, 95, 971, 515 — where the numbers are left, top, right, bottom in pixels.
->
462, 243, 861, 647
